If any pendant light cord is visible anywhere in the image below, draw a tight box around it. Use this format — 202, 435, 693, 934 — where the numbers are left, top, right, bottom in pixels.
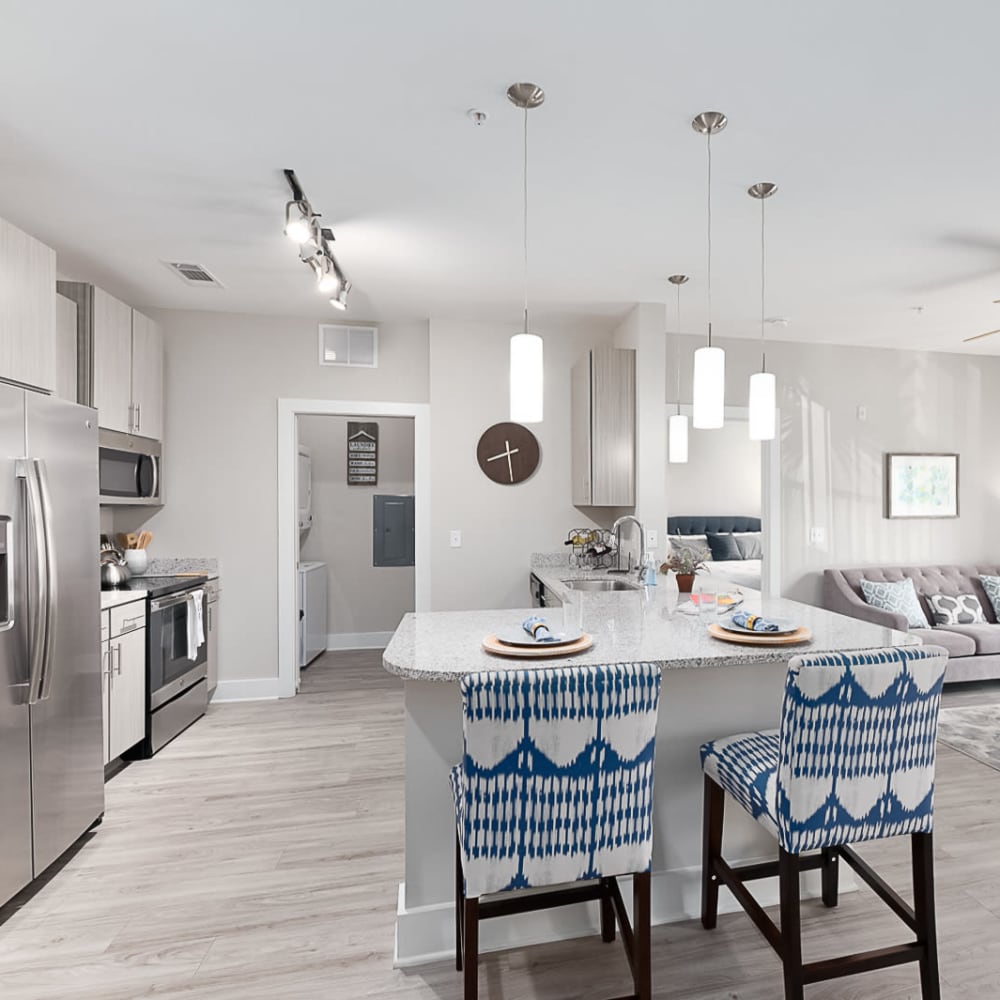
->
523, 107, 529, 336
760, 195, 766, 373
675, 283, 682, 413
706, 128, 713, 348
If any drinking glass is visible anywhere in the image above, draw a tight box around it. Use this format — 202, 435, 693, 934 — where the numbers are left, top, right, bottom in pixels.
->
696, 585, 718, 619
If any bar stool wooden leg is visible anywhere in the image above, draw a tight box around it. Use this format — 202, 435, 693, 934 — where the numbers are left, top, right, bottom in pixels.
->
455, 831, 464, 971
463, 896, 479, 1000
633, 871, 652, 1000
701, 775, 725, 929
912, 833, 941, 1000
599, 877, 616, 943
821, 846, 839, 908
778, 848, 804, 1000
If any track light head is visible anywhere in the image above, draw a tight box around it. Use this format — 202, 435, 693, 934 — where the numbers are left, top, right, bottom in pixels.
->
314, 254, 342, 294
284, 200, 313, 243
330, 278, 352, 311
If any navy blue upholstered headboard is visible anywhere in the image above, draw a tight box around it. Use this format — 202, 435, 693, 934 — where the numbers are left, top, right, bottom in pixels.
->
667, 516, 761, 535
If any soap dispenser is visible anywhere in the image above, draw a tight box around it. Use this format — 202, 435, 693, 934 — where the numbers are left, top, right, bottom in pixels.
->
643, 550, 657, 586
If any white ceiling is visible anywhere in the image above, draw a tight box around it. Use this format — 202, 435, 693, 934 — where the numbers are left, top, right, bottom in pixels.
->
3, 0, 1000, 354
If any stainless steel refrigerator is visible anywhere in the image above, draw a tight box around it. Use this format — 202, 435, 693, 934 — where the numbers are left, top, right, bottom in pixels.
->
0, 385, 103, 907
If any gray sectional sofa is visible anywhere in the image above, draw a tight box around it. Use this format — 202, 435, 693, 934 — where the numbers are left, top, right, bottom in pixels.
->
823, 564, 1000, 683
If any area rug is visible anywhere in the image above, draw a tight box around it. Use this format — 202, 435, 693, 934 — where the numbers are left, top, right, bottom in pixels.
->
936, 704, 1000, 773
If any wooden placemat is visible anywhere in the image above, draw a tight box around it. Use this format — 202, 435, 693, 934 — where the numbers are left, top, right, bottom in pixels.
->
482, 633, 594, 658
707, 623, 812, 646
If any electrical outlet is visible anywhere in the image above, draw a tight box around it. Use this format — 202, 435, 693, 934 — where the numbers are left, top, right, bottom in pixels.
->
449, 530, 462, 548
646, 529, 658, 550
809, 527, 826, 545
857, 405, 867, 421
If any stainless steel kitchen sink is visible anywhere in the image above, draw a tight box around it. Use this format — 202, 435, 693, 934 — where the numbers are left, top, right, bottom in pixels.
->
561, 578, 641, 592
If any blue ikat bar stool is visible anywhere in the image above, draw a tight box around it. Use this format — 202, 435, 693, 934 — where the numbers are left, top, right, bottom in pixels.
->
699, 644, 949, 1000
450, 662, 662, 1000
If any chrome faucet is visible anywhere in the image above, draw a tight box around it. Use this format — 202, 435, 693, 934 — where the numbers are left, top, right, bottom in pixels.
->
611, 515, 645, 577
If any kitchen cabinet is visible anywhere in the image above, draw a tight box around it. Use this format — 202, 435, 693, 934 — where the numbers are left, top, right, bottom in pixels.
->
55, 293, 78, 402
206, 579, 220, 698
57, 282, 164, 439
571, 347, 636, 506
100, 600, 147, 764
0, 216, 56, 392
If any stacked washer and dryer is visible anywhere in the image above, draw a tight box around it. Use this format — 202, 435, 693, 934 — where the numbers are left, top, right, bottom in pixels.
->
297, 444, 328, 668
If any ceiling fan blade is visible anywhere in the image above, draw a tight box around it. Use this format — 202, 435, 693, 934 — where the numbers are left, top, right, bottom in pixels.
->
963, 328, 1000, 343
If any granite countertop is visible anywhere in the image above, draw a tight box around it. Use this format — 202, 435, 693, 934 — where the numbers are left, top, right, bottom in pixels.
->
383, 567, 919, 682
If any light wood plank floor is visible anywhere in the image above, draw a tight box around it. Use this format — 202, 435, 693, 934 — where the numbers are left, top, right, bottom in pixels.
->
1, 653, 999, 999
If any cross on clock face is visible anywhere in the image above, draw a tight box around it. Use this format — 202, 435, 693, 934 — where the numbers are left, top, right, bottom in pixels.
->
476, 422, 541, 485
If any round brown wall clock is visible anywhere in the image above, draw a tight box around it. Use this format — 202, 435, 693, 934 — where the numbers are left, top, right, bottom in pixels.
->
476, 422, 540, 485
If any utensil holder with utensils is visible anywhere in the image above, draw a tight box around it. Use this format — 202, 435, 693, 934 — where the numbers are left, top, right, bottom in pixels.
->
118, 531, 152, 576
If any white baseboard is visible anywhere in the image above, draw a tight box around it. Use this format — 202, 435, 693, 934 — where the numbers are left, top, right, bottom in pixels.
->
211, 677, 283, 702
326, 631, 394, 650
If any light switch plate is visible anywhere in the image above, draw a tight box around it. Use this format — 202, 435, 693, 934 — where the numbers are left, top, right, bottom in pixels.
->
809, 527, 826, 545
646, 529, 658, 550
449, 530, 462, 548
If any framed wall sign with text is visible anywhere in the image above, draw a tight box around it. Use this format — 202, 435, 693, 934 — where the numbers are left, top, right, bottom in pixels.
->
347, 421, 379, 485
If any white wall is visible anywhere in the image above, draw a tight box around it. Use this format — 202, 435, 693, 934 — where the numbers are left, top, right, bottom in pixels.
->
429, 315, 617, 611
667, 333, 1000, 605
298, 414, 414, 637
115, 310, 429, 686
667, 419, 761, 519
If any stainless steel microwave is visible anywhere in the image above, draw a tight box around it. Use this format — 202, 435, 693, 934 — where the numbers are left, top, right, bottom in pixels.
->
98, 429, 161, 505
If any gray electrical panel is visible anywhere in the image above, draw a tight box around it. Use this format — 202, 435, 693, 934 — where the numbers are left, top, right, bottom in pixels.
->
373, 494, 415, 567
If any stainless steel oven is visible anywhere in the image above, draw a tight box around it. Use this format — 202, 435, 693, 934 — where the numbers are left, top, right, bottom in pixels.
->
98, 429, 160, 506
146, 585, 207, 754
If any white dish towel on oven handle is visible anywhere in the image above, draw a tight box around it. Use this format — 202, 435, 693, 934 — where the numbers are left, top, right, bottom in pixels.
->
186, 590, 205, 660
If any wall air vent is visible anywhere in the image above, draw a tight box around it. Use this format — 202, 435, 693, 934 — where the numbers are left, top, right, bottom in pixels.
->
165, 261, 224, 287
319, 324, 378, 368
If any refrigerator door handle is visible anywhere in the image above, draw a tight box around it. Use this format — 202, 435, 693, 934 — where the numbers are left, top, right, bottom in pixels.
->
34, 459, 57, 702
0, 515, 15, 633
17, 458, 55, 704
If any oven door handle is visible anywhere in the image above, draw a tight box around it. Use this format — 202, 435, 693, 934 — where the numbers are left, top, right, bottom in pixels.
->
151, 590, 197, 613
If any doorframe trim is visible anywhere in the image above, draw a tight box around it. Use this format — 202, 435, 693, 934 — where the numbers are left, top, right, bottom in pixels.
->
277, 398, 430, 698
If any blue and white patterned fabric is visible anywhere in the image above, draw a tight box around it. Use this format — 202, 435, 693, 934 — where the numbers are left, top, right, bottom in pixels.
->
980, 575, 1000, 620
859, 577, 929, 629
451, 663, 661, 898
700, 645, 948, 854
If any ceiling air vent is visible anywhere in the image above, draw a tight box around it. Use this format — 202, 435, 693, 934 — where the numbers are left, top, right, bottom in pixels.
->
165, 261, 224, 287
318, 324, 378, 368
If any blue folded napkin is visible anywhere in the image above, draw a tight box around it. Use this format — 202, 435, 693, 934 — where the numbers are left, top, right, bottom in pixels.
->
731, 610, 780, 633
522, 615, 557, 642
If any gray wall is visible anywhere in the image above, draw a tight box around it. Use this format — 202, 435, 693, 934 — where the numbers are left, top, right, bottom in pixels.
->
667, 333, 1000, 605
429, 316, 617, 611
116, 309, 428, 685
298, 414, 415, 637
668, 419, 761, 520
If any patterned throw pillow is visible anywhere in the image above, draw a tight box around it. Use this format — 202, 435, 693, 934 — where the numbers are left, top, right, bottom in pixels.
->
859, 578, 929, 629
981, 575, 1000, 620
927, 593, 987, 626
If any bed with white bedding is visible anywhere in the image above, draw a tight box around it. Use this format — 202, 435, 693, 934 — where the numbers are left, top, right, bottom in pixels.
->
666, 515, 763, 591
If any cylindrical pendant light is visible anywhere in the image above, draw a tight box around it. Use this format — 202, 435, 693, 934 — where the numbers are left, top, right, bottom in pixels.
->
748, 182, 778, 441
691, 112, 727, 430
507, 83, 545, 423
667, 274, 689, 463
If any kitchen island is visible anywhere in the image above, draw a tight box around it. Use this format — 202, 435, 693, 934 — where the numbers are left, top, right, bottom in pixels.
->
384, 571, 919, 967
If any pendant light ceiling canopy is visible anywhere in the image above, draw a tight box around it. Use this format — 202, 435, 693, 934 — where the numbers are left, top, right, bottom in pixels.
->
691, 111, 727, 431
748, 181, 778, 441
667, 274, 689, 464
507, 82, 545, 424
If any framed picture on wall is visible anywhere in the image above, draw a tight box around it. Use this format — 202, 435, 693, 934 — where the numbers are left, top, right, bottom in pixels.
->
884, 453, 959, 519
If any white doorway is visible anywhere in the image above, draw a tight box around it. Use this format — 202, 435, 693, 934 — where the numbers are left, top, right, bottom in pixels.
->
277, 399, 431, 697
666, 404, 781, 598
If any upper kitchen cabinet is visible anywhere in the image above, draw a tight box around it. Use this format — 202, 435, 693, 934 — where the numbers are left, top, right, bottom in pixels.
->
92, 288, 133, 432
57, 282, 164, 440
0, 216, 56, 393
571, 347, 636, 507
130, 311, 163, 440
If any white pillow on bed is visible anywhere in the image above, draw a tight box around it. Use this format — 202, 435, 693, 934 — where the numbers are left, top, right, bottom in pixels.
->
669, 534, 712, 561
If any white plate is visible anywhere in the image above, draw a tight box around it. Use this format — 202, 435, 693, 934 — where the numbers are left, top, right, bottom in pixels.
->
718, 615, 799, 636
495, 627, 584, 647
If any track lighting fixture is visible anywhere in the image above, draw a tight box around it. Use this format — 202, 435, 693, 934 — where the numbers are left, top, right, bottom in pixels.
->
283, 168, 352, 311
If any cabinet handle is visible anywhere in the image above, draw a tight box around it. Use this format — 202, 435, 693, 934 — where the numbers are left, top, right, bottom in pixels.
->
121, 616, 143, 631
115, 643, 122, 676
136, 403, 141, 432
127, 403, 134, 434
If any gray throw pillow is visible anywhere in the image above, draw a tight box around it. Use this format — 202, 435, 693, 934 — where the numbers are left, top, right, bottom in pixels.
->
733, 532, 763, 559
670, 535, 712, 562
859, 578, 929, 629
927, 593, 986, 626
